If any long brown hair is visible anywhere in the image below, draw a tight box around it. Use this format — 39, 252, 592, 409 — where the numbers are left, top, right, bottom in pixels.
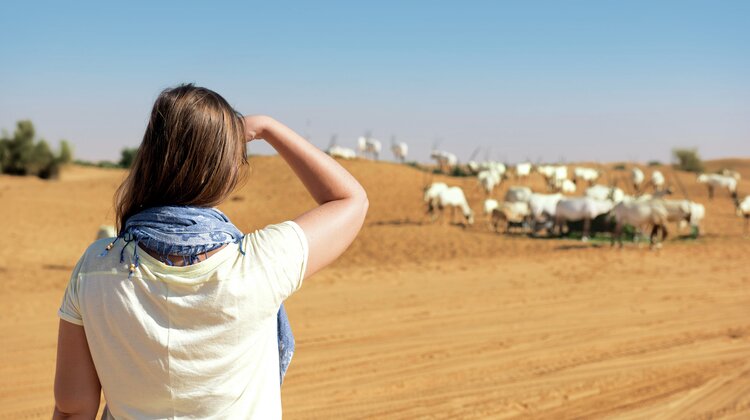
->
115, 84, 247, 232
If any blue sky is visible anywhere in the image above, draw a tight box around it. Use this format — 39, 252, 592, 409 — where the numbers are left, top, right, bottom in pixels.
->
1, 1, 748, 163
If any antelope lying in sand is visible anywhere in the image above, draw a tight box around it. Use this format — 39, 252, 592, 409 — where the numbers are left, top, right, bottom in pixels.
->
491, 201, 530, 233
327, 145, 357, 159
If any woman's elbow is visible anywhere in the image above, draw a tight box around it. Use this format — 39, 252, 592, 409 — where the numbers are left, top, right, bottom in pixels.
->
53, 401, 99, 419
356, 190, 369, 222
54, 392, 100, 419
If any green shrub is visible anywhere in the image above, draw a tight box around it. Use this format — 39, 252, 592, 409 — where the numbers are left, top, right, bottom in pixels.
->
612, 163, 626, 170
119, 147, 138, 168
74, 159, 120, 169
449, 165, 472, 177
58, 140, 73, 164
647, 160, 661, 167
27, 140, 56, 177
672, 148, 704, 173
0, 120, 69, 179
1, 120, 35, 175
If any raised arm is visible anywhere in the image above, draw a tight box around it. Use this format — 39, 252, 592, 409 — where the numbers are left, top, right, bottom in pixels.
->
244, 116, 368, 278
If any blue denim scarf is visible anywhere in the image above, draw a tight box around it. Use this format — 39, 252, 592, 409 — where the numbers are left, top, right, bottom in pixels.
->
98, 205, 294, 384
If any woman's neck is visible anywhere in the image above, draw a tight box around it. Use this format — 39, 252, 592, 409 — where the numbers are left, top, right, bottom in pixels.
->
140, 244, 228, 266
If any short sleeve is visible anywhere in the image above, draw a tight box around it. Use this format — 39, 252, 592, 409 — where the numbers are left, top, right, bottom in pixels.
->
58, 255, 85, 326
243, 221, 309, 303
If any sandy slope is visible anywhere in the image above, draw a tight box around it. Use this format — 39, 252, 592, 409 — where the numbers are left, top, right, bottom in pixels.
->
0, 158, 749, 419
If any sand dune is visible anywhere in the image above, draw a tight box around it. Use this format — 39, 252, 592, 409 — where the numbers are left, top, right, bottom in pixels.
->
1, 158, 749, 418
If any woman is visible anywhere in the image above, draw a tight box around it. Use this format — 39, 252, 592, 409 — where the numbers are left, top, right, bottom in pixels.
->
53, 84, 368, 419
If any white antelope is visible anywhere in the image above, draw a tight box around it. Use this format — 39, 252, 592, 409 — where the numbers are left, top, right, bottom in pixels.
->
423, 182, 448, 213
391, 141, 408, 162
660, 199, 705, 236
527, 193, 563, 234
430, 150, 458, 173
327, 145, 357, 160
478, 169, 502, 196
538, 165, 569, 191
483, 198, 499, 229
586, 185, 625, 203
491, 201, 531, 233
631, 167, 645, 193
721, 169, 741, 181
554, 197, 614, 240
559, 179, 577, 194
735, 195, 750, 235
514, 162, 532, 180
611, 199, 669, 249
431, 186, 474, 226
697, 173, 738, 199
504, 186, 533, 203
573, 167, 600, 186
357, 136, 382, 160
651, 170, 666, 192
473, 161, 506, 178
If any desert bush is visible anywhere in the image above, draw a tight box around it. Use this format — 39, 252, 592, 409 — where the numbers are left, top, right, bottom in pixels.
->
0, 120, 70, 179
58, 140, 73, 164
27, 140, 56, 177
449, 165, 472, 177
0, 136, 8, 172
119, 147, 138, 168
647, 160, 661, 167
1, 120, 35, 175
612, 163, 626, 170
672, 148, 704, 173
74, 159, 120, 169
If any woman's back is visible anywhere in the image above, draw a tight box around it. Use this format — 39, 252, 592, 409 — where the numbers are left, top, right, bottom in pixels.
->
59, 222, 308, 419
53, 84, 367, 419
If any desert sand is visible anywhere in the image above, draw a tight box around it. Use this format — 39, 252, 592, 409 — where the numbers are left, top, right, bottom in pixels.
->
1, 157, 749, 419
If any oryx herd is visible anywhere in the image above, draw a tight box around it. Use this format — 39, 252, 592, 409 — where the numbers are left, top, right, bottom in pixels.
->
322, 138, 749, 242
422, 162, 749, 248
325, 134, 408, 162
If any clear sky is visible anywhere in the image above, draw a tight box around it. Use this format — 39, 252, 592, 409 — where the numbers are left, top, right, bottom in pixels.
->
1, 0, 748, 163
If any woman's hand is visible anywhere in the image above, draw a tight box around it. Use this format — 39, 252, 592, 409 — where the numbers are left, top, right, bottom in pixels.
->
243, 115, 273, 143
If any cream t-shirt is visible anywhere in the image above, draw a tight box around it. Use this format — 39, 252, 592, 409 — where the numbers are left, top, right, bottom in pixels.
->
58, 221, 308, 420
